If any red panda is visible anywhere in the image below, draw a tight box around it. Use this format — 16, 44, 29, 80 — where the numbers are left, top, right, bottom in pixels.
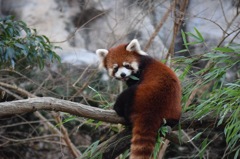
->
96, 39, 181, 159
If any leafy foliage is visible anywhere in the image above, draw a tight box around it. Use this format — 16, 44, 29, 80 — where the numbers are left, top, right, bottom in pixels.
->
0, 16, 61, 69
178, 28, 240, 158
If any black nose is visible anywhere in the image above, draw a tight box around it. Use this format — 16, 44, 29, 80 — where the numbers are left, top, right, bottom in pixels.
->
120, 73, 126, 78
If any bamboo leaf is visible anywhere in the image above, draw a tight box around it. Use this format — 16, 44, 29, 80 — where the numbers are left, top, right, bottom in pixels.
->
186, 32, 200, 40
181, 29, 188, 49
234, 149, 240, 159
188, 132, 203, 142
214, 47, 235, 53
129, 75, 139, 81
194, 27, 204, 41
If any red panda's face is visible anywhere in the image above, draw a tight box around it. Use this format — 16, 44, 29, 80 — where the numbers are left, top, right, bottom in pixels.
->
96, 39, 148, 80
106, 58, 139, 80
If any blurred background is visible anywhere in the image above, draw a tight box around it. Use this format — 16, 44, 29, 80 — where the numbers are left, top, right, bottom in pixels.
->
1, 0, 240, 64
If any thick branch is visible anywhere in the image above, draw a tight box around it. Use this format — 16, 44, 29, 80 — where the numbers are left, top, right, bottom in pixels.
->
0, 97, 125, 124
0, 97, 227, 129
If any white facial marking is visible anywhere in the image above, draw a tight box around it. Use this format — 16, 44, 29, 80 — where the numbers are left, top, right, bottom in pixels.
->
126, 39, 148, 56
108, 68, 113, 77
113, 64, 118, 69
108, 64, 118, 77
114, 67, 132, 79
131, 61, 139, 73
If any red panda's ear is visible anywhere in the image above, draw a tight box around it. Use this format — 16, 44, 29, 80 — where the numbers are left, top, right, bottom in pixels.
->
96, 49, 108, 69
126, 39, 148, 56
96, 49, 109, 60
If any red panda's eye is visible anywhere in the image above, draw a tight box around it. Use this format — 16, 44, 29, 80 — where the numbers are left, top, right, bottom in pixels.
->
124, 64, 131, 69
113, 67, 118, 72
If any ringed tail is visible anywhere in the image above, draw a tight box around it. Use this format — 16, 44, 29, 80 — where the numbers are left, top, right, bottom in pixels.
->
130, 120, 162, 159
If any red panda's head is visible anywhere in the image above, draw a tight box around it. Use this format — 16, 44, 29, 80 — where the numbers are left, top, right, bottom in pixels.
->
96, 39, 148, 80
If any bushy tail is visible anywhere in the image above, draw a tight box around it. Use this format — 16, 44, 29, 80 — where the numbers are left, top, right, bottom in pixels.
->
130, 119, 161, 159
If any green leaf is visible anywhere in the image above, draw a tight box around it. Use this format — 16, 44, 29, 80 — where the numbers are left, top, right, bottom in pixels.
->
234, 149, 240, 159
82, 140, 100, 158
185, 41, 203, 45
181, 29, 188, 49
95, 121, 103, 129
129, 75, 139, 81
14, 43, 26, 50
62, 116, 76, 125
175, 49, 188, 53
37, 57, 44, 70
186, 32, 200, 40
214, 47, 235, 53
42, 35, 50, 43
179, 64, 191, 80
11, 59, 15, 68
194, 27, 204, 41
188, 132, 203, 142
198, 138, 210, 159
6, 47, 15, 59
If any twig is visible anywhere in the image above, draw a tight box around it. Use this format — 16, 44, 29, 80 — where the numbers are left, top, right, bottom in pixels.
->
0, 81, 34, 98
219, 0, 228, 24
0, 120, 54, 129
0, 69, 59, 97
54, 112, 81, 158
144, 1, 175, 51
157, 139, 170, 159
51, 11, 108, 44
230, 29, 240, 43
165, 0, 189, 61
70, 67, 97, 101
181, 130, 206, 159
0, 86, 22, 99
0, 134, 60, 143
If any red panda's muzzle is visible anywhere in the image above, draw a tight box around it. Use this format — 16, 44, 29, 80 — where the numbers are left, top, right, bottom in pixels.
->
113, 66, 132, 80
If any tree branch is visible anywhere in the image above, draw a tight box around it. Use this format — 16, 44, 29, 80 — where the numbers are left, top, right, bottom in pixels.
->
0, 97, 125, 124
144, 1, 175, 51
0, 97, 227, 130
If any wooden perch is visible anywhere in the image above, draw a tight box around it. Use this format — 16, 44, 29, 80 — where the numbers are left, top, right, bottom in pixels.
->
0, 97, 125, 124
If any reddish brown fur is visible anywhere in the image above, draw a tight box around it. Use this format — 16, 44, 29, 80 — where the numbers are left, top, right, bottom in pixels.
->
130, 60, 181, 159
104, 44, 141, 69
101, 43, 181, 159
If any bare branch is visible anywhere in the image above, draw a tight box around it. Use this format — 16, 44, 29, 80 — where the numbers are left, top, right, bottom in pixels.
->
0, 97, 227, 129
0, 97, 125, 124
0, 134, 60, 143
53, 112, 82, 158
166, 0, 189, 61
144, 1, 175, 51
